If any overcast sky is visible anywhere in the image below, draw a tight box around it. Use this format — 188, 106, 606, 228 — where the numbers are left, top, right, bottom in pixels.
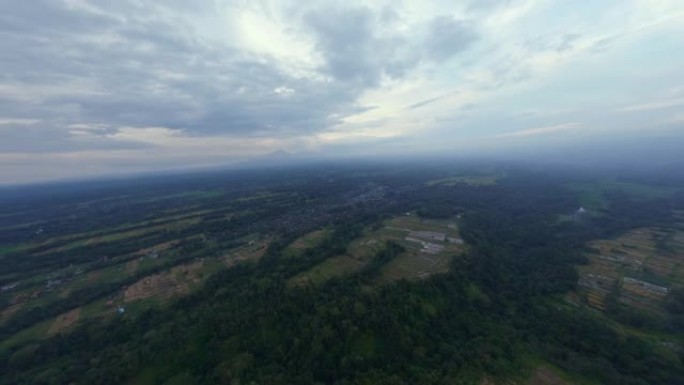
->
1, 0, 684, 183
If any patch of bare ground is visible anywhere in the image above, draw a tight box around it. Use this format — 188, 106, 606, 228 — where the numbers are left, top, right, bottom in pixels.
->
527, 367, 575, 385
480, 367, 575, 385
123, 261, 205, 303
136, 239, 182, 256
47, 308, 81, 336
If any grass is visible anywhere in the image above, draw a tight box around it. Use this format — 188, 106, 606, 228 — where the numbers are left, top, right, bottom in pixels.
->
236, 191, 281, 202
283, 229, 330, 257
0, 244, 23, 257
125, 368, 158, 385
0, 318, 52, 350
566, 178, 678, 212
131, 190, 224, 204
9, 209, 212, 258
520, 355, 598, 385
80, 298, 111, 318
290, 256, 364, 286
33, 218, 200, 256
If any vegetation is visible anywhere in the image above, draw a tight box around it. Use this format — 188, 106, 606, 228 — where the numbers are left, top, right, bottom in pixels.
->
1, 163, 683, 384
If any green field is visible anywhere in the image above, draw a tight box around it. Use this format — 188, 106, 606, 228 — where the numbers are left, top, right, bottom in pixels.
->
567, 178, 678, 212
427, 173, 503, 187
290, 215, 466, 286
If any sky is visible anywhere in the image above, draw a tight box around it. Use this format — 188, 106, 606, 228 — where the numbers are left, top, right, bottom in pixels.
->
1, 0, 684, 184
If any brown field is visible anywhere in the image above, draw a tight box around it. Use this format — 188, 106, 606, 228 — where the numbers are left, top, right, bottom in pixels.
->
123, 261, 206, 303
47, 308, 81, 336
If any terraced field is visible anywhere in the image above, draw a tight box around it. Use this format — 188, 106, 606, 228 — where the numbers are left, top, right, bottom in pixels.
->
576, 222, 684, 314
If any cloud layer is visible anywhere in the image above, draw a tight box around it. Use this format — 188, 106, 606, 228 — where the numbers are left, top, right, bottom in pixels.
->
1, 0, 684, 183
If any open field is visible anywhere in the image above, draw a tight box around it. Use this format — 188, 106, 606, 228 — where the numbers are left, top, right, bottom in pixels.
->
283, 229, 329, 257
46, 308, 81, 336
290, 215, 466, 286
0, 208, 210, 256
32, 218, 201, 256
124, 261, 206, 303
576, 224, 684, 314
0, 319, 53, 351
289, 256, 366, 286
566, 178, 678, 212
223, 238, 271, 267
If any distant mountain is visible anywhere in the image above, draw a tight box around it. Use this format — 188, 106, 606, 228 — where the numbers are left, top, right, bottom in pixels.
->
242, 149, 313, 168
259, 149, 293, 160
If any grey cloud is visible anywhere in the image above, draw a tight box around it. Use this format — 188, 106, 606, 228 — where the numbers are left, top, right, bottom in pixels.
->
0, 0, 365, 142
304, 6, 415, 87
467, 0, 513, 11
406, 95, 449, 110
305, 7, 478, 87
0, 122, 149, 153
524, 33, 582, 54
557, 33, 581, 52
0, 1, 480, 154
424, 17, 478, 62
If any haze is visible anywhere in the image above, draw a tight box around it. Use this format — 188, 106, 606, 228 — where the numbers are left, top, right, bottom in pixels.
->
1, 0, 684, 184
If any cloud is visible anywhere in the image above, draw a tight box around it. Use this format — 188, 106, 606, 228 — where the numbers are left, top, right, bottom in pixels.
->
0, 118, 41, 126
467, 0, 513, 12
424, 16, 478, 62
500, 122, 582, 138
617, 97, 684, 112
1, 0, 684, 183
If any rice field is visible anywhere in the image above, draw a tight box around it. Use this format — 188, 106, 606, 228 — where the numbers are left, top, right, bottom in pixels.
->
576, 224, 684, 314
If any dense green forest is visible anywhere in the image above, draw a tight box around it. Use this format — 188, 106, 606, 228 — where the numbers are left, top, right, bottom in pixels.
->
1, 164, 683, 384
